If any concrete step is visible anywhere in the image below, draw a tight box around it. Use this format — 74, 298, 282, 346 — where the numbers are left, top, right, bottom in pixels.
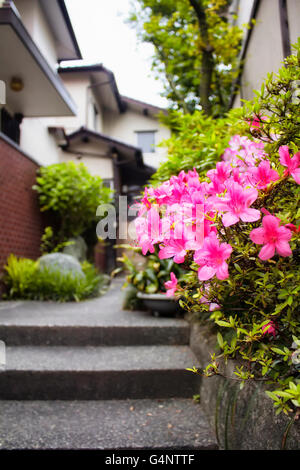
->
0, 345, 201, 400
0, 300, 189, 346
0, 398, 217, 450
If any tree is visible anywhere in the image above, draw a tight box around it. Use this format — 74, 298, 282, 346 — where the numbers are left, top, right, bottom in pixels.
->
128, 0, 242, 116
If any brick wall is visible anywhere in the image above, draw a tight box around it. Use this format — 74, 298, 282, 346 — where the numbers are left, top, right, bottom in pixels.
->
0, 133, 45, 272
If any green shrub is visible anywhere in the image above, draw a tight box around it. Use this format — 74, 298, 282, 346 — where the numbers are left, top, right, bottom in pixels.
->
33, 161, 113, 249
2, 254, 107, 302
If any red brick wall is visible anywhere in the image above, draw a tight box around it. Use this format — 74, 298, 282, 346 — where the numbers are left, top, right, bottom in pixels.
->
0, 134, 45, 272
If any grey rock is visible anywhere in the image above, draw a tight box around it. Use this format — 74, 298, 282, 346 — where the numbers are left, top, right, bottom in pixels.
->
62, 236, 87, 262
38, 253, 84, 278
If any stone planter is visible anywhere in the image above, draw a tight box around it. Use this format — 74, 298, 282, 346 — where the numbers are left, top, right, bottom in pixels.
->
189, 322, 300, 450
136, 292, 182, 317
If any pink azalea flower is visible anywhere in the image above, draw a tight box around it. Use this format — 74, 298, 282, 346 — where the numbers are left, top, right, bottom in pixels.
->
279, 146, 300, 184
250, 215, 292, 260
186, 168, 202, 189
199, 294, 220, 311
164, 272, 178, 297
207, 162, 231, 185
135, 207, 162, 255
153, 181, 173, 205
140, 187, 154, 212
260, 208, 281, 222
206, 162, 232, 195
139, 235, 155, 256
214, 182, 261, 227
231, 167, 247, 186
248, 114, 268, 130
222, 135, 266, 168
285, 223, 300, 233
247, 160, 279, 189
158, 238, 188, 264
194, 232, 232, 281
262, 321, 277, 338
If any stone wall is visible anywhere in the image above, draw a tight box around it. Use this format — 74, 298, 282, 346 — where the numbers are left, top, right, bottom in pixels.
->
190, 322, 300, 450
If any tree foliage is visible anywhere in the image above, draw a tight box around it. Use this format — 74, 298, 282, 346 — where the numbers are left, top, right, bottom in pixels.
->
151, 39, 300, 186
151, 108, 240, 185
128, 0, 243, 115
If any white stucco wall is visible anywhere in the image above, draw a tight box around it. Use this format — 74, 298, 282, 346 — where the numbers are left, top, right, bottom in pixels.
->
239, 0, 284, 102
59, 152, 114, 180
54, 74, 104, 133
234, 0, 255, 31
14, 0, 58, 69
20, 117, 60, 166
102, 108, 170, 169
233, 0, 299, 107
287, 0, 300, 45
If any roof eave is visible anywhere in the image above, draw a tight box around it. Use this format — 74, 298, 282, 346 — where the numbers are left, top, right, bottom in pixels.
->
56, 0, 82, 61
0, 4, 77, 116
58, 64, 125, 113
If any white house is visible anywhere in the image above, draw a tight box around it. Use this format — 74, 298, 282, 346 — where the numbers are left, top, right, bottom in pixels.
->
0, 0, 171, 195
45, 63, 170, 195
0, 0, 80, 140
0, 0, 171, 272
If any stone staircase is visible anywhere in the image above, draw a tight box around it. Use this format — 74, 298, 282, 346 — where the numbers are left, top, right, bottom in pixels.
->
0, 278, 217, 450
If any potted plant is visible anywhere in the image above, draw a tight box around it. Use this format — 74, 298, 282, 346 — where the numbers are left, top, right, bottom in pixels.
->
117, 246, 184, 317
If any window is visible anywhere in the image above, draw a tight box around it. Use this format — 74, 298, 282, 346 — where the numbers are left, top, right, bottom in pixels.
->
92, 104, 99, 131
0, 108, 22, 144
102, 179, 114, 190
136, 130, 156, 153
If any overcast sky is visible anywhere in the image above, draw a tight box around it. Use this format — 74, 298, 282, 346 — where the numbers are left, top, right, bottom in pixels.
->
64, 0, 168, 108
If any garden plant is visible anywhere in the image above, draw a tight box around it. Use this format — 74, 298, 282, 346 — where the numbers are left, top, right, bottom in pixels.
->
2, 254, 106, 302
1, 162, 112, 302
133, 43, 300, 417
33, 161, 113, 251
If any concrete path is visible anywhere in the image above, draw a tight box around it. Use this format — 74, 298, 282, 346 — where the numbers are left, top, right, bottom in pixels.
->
0, 278, 217, 450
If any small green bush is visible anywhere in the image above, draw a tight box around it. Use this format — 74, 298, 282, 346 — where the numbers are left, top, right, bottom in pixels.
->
33, 161, 113, 248
2, 254, 107, 302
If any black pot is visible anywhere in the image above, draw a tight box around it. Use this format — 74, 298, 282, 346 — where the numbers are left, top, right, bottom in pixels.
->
136, 292, 182, 317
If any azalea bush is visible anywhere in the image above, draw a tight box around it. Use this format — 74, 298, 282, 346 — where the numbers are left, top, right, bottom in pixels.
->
133, 46, 300, 416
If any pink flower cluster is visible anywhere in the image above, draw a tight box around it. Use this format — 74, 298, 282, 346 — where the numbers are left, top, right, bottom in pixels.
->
134, 138, 298, 299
